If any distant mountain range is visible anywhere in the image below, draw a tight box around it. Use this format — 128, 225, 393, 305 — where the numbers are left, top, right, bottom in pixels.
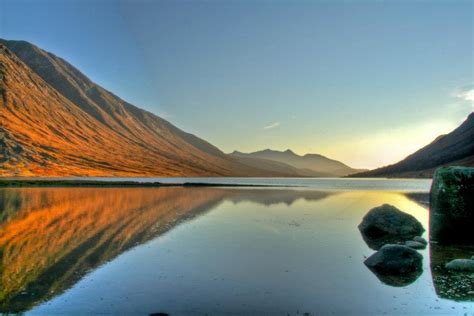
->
353, 113, 474, 178
230, 149, 366, 177
0, 39, 360, 177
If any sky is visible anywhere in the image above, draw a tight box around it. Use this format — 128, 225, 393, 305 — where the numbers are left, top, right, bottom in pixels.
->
0, 0, 473, 169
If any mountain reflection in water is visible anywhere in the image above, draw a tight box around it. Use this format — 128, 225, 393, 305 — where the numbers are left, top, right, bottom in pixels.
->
0, 187, 332, 312
1, 187, 473, 314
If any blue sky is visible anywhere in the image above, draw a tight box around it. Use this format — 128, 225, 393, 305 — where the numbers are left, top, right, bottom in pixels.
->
1, 0, 473, 168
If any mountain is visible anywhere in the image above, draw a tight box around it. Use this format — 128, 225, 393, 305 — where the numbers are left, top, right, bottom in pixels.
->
227, 154, 328, 177
353, 113, 474, 178
0, 39, 288, 177
230, 149, 366, 177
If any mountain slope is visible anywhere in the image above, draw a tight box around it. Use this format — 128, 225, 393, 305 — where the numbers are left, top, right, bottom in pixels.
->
353, 113, 474, 178
230, 149, 365, 177
0, 39, 282, 177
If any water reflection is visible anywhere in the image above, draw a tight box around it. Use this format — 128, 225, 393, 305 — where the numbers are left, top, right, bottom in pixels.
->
2, 187, 473, 314
0, 187, 333, 312
366, 266, 423, 287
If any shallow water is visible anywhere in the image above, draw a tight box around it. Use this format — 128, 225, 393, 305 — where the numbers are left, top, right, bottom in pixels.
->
0, 179, 472, 315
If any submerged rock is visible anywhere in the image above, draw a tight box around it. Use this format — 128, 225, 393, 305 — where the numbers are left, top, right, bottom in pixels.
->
445, 259, 474, 272
358, 204, 424, 250
430, 166, 474, 245
413, 236, 428, 245
405, 240, 426, 250
364, 244, 423, 286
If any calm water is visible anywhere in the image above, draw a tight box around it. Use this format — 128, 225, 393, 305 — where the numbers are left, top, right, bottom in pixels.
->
0, 178, 473, 315
14, 176, 433, 191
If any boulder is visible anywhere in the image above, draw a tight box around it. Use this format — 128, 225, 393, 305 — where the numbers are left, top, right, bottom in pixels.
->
358, 204, 424, 249
405, 240, 426, 250
364, 244, 423, 286
430, 167, 474, 245
445, 259, 474, 272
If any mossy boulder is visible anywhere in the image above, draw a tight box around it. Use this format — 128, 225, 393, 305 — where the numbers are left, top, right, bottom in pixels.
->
430, 167, 474, 245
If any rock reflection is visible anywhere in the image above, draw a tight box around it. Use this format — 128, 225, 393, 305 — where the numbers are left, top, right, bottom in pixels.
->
366, 266, 423, 287
430, 244, 474, 301
0, 187, 332, 312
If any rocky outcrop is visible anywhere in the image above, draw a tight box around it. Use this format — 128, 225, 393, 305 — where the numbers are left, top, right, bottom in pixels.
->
430, 167, 474, 245
358, 204, 424, 250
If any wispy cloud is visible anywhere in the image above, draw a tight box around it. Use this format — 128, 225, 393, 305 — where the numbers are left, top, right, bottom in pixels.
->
456, 89, 474, 102
263, 122, 280, 130
454, 84, 474, 107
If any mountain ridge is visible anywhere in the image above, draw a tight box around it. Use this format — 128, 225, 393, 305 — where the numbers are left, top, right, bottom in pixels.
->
352, 112, 474, 178
230, 149, 366, 177
0, 39, 364, 177
0, 39, 275, 176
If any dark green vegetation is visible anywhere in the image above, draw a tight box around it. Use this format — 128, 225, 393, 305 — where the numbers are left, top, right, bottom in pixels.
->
429, 166, 474, 245
353, 113, 474, 178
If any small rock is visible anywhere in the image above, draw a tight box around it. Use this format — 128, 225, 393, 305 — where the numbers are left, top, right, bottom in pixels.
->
405, 240, 426, 250
471, 256, 474, 260
445, 259, 474, 272
413, 236, 428, 245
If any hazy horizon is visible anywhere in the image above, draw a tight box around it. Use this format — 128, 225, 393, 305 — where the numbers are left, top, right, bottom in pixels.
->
1, 0, 473, 169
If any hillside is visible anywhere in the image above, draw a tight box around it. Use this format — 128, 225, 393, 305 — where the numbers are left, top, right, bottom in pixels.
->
0, 39, 279, 177
230, 149, 365, 177
353, 113, 474, 178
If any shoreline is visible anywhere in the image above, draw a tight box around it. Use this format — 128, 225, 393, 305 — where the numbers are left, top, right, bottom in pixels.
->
0, 179, 285, 188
